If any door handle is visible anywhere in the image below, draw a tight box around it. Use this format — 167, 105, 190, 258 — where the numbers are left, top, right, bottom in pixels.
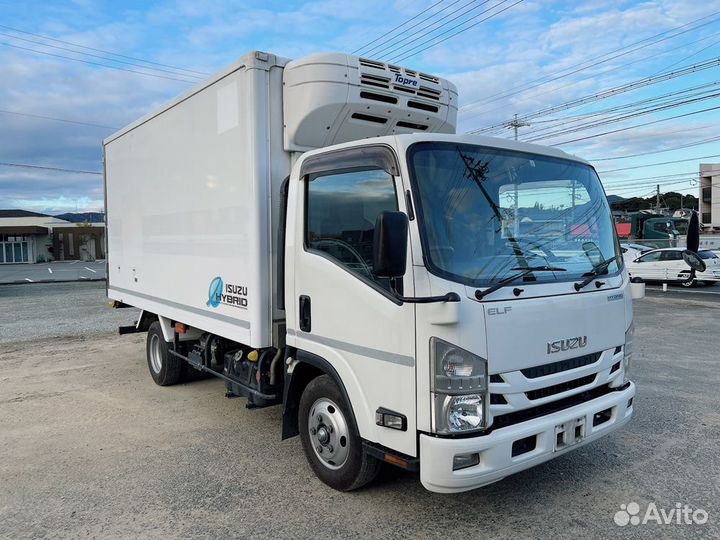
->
299, 295, 311, 332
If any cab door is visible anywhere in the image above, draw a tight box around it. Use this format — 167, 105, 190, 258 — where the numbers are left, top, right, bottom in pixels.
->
287, 146, 417, 456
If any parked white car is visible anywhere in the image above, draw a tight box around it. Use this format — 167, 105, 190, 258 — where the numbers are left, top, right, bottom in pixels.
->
620, 243, 652, 265
626, 248, 720, 287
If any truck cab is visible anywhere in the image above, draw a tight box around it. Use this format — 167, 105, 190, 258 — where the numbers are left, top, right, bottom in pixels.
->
283, 133, 635, 492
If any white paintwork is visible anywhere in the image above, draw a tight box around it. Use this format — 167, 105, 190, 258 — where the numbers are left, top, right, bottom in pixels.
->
287, 150, 418, 456
105, 49, 635, 491
626, 247, 720, 283
105, 51, 291, 348
283, 53, 456, 151
420, 383, 635, 493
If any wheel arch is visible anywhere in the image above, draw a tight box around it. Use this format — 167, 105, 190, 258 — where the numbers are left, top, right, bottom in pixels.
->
281, 348, 358, 441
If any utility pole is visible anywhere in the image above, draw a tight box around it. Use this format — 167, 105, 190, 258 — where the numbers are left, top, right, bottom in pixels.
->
508, 114, 529, 140
656, 184, 660, 213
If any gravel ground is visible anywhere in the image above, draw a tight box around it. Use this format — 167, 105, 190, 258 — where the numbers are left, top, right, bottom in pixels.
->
0, 281, 138, 343
0, 283, 718, 539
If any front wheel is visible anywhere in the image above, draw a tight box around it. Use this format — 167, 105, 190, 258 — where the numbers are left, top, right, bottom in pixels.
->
298, 375, 380, 491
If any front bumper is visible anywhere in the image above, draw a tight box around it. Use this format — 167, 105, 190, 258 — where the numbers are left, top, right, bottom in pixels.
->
419, 382, 635, 493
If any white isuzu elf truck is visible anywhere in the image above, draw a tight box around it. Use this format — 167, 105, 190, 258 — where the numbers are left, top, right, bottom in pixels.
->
104, 50, 644, 493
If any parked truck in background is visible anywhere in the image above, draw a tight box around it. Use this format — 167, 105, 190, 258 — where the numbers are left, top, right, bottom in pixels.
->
615, 211, 689, 249
105, 51, 638, 493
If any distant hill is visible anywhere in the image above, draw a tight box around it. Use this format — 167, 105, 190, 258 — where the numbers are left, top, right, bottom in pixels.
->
609, 192, 697, 213
55, 212, 105, 223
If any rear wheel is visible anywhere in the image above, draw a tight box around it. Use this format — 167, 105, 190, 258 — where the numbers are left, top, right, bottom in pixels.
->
146, 321, 183, 386
299, 375, 380, 491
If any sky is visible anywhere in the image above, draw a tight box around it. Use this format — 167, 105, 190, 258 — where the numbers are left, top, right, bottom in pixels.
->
0, 0, 719, 214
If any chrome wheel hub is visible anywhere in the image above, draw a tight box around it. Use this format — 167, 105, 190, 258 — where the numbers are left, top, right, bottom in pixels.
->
308, 398, 349, 470
149, 334, 163, 374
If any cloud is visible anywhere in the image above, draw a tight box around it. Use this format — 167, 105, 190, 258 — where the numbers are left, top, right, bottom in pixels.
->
1, 0, 718, 211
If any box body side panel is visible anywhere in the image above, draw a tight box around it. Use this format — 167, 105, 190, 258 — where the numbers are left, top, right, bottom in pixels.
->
106, 63, 285, 347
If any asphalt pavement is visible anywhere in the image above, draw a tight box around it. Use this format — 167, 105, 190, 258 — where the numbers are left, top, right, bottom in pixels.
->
645, 282, 720, 304
0, 282, 717, 539
0, 260, 106, 284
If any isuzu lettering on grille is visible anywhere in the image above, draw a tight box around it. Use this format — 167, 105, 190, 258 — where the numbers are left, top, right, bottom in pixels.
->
547, 336, 588, 354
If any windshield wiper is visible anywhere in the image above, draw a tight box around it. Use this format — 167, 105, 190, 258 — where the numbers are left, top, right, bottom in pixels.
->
573, 256, 618, 291
457, 148, 534, 274
475, 266, 566, 300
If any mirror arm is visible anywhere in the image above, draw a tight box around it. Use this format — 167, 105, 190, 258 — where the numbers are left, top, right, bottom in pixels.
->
389, 279, 460, 304
393, 291, 461, 304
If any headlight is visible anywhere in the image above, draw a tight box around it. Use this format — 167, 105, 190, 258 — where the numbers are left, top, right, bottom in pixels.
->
431, 337, 487, 394
623, 322, 634, 385
430, 338, 488, 433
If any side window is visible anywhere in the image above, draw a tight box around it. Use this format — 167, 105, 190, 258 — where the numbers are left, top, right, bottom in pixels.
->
661, 251, 682, 261
638, 251, 662, 263
306, 168, 398, 290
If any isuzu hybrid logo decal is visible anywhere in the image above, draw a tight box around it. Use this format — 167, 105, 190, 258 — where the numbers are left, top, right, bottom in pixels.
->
547, 336, 587, 354
207, 276, 248, 309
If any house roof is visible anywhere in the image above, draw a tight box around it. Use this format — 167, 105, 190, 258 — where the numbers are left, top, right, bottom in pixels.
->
0, 209, 52, 218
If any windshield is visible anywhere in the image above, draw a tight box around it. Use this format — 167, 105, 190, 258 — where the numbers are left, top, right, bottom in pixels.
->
674, 220, 688, 235
407, 142, 622, 287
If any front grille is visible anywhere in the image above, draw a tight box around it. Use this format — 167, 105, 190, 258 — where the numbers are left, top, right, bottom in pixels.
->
492, 384, 616, 431
526, 374, 596, 400
521, 352, 601, 379
490, 394, 507, 405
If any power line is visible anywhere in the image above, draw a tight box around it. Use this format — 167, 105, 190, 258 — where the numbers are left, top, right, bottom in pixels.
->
371, 0, 491, 61
517, 86, 720, 141
522, 88, 720, 143
390, 0, 524, 63
597, 153, 720, 174
0, 41, 198, 83
0, 23, 209, 76
589, 134, 720, 161
352, 0, 449, 56
551, 104, 720, 145
498, 80, 720, 139
464, 32, 720, 130
0, 161, 102, 175
0, 109, 118, 129
0, 31, 204, 80
601, 169, 702, 186
460, 10, 720, 114
467, 56, 720, 134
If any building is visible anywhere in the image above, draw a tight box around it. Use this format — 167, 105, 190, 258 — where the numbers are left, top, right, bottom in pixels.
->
699, 163, 720, 230
0, 209, 105, 264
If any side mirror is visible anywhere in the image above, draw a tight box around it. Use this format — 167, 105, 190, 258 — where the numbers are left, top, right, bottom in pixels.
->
373, 211, 408, 279
687, 210, 700, 252
682, 250, 706, 273
681, 210, 705, 275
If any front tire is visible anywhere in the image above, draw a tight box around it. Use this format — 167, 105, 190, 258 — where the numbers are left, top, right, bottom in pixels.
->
146, 321, 183, 386
298, 375, 380, 491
